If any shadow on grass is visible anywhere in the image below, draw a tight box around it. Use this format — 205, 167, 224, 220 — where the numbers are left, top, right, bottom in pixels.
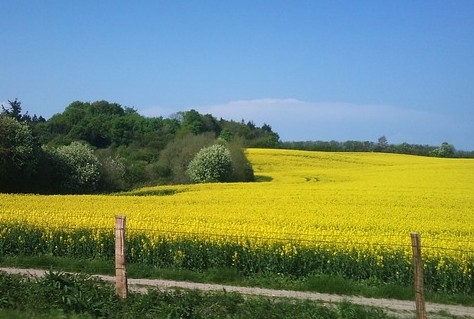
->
114, 189, 180, 196
254, 175, 273, 182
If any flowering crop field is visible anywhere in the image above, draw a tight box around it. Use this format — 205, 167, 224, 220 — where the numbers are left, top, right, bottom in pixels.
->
1, 149, 473, 294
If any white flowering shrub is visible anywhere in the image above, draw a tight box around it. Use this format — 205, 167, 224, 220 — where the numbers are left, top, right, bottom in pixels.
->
46, 142, 102, 193
186, 144, 233, 183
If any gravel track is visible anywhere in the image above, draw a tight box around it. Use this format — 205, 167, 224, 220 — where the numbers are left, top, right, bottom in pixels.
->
1, 268, 473, 318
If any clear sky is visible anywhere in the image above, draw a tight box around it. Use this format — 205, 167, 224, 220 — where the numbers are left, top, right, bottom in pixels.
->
2, 1, 473, 150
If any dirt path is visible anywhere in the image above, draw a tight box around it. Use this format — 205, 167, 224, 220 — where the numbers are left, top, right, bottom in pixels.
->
1, 267, 473, 318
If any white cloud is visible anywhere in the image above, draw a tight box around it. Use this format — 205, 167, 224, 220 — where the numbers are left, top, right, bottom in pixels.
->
195, 98, 446, 144
198, 98, 424, 122
141, 98, 463, 147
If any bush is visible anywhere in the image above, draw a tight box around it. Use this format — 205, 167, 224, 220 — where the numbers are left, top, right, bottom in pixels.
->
187, 144, 233, 183
98, 155, 127, 191
429, 142, 455, 158
158, 133, 215, 184
44, 142, 102, 193
228, 139, 255, 182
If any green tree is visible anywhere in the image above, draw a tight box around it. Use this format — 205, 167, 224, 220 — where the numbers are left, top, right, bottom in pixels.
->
0, 117, 36, 191
1, 99, 23, 121
249, 131, 280, 148
430, 142, 455, 158
187, 144, 233, 183
218, 128, 234, 142
176, 109, 220, 136
374, 136, 388, 151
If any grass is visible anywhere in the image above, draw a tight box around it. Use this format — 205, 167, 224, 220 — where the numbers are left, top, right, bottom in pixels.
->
1, 255, 473, 307
0, 308, 93, 319
0, 270, 397, 319
114, 188, 180, 196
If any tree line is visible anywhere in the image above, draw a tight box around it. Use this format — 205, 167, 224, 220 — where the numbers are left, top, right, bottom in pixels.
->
280, 137, 473, 158
1, 99, 471, 194
0, 99, 279, 194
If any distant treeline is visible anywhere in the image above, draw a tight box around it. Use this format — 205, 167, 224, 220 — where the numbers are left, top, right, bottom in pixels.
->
1, 99, 472, 194
280, 139, 474, 158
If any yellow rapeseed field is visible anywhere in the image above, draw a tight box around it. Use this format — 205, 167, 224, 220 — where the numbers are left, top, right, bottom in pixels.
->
1, 149, 473, 249
1, 148, 473, 290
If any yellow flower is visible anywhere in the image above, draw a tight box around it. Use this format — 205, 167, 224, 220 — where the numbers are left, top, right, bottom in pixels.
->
0, 149, 472, 274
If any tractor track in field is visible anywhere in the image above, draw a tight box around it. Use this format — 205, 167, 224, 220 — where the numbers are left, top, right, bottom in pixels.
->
1, 267, 473, 318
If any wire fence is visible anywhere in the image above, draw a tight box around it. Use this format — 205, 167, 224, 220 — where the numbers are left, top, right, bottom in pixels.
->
1, 215, 473, 296
2, 215, 473, 256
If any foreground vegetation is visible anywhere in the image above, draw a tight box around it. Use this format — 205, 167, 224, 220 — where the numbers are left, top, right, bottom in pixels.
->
0, 270, 396, 319
1, 149, 473, 298
2, 255, 473, 307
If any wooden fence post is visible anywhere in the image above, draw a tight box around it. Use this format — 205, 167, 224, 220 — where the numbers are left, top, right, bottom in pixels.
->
115, 215, 128, 299
410, 232, 426, 319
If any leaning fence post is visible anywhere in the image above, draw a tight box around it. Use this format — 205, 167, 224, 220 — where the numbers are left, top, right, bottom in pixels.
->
115, 215, 128, 299
410, 232, 426, 319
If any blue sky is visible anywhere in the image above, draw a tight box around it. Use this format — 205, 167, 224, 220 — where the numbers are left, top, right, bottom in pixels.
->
1, 1, 473, 150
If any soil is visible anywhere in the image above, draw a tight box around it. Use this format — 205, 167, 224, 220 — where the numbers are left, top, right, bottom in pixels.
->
1, 267, 473, 318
